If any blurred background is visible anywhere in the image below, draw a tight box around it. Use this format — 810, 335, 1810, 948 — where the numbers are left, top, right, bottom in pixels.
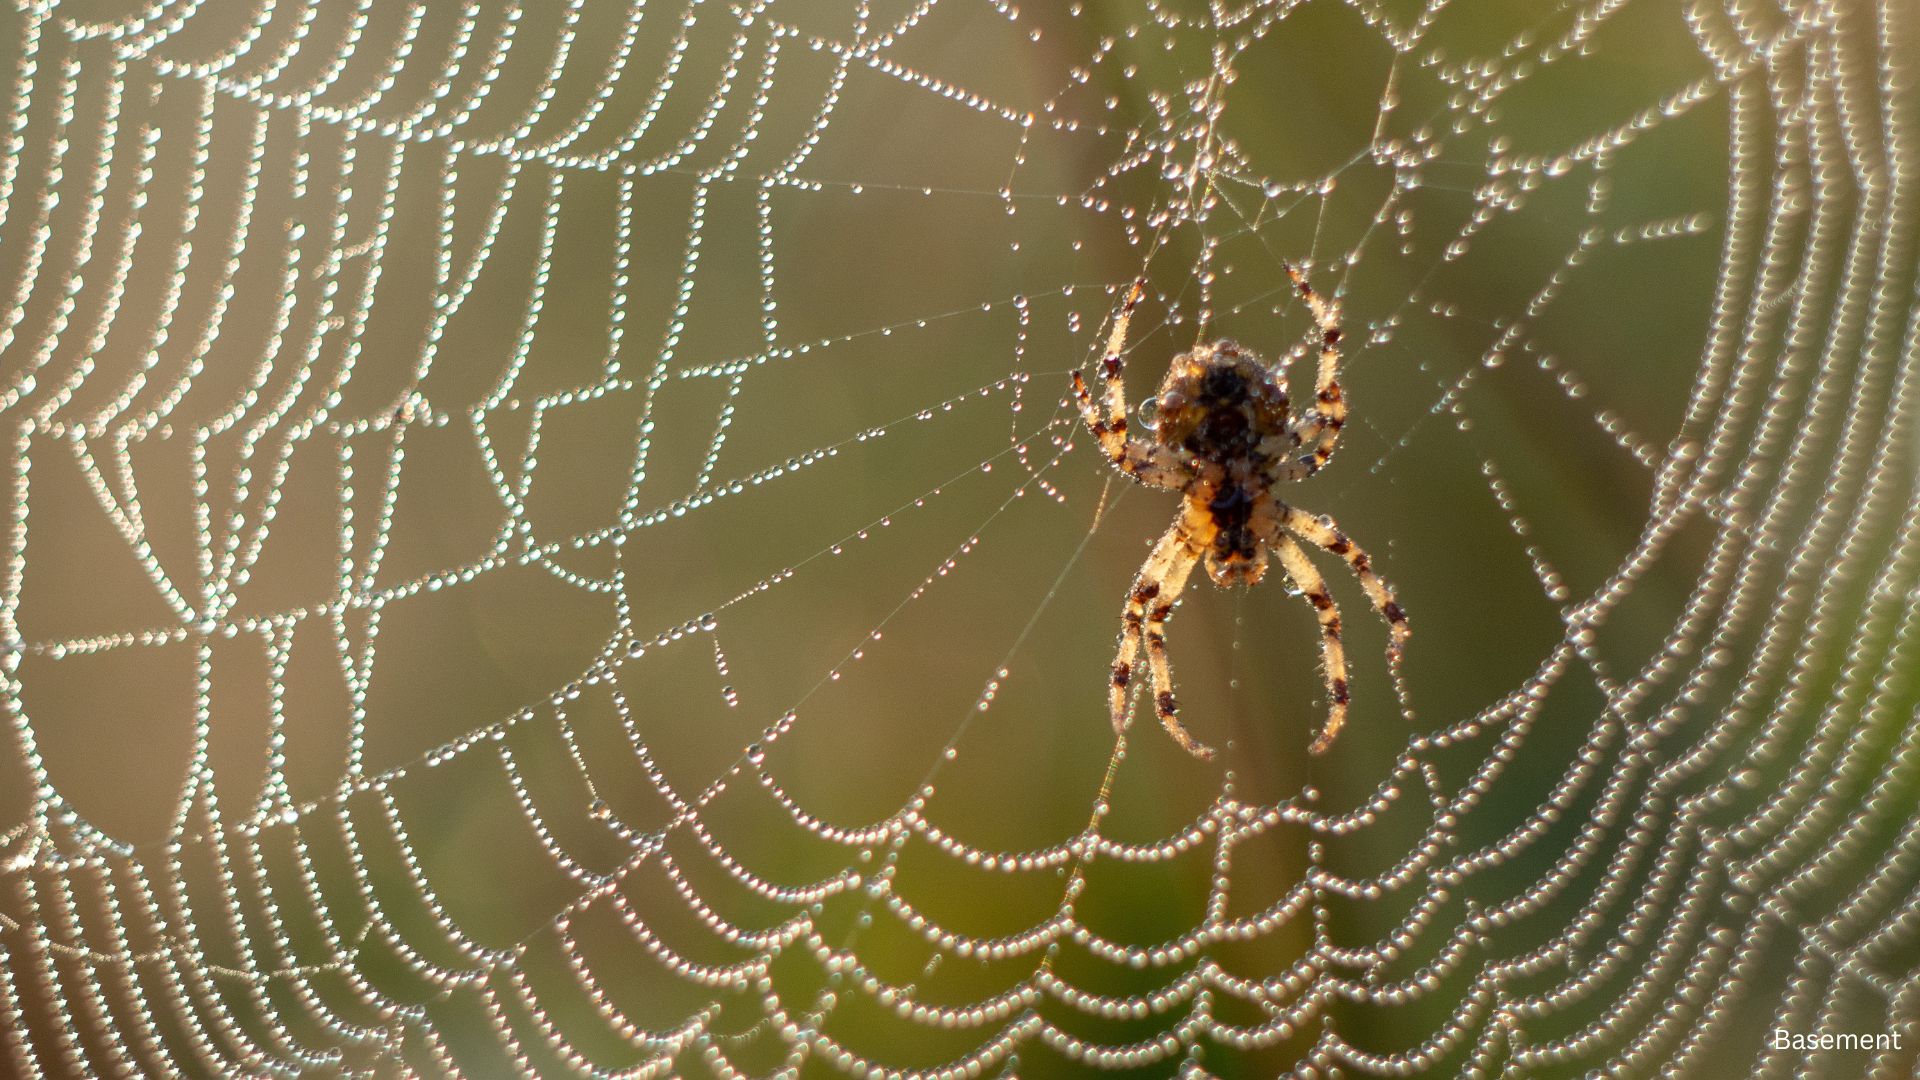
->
2, 0, 1915, 1076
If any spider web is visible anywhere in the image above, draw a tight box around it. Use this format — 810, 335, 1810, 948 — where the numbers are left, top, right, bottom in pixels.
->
1, 0, 1916, 1076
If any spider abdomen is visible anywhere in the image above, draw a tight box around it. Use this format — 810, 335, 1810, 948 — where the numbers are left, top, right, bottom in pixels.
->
1187, 406, 1253, 458
1153, 345, 1285, 468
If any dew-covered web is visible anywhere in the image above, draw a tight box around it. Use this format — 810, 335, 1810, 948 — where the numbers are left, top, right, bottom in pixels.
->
1, 0, 1917, 1076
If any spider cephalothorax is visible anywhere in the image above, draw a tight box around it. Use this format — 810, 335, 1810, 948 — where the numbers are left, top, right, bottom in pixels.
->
1071, 270, 1408, 759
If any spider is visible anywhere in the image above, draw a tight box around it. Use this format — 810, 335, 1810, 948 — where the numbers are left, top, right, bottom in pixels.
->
1071, 267, 1409, 759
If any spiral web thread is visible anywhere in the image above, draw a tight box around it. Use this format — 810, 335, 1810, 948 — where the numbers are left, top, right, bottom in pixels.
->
0, 0, 1916, 1075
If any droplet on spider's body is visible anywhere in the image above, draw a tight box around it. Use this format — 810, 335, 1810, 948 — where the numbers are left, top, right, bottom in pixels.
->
1140, 390, 1186, 431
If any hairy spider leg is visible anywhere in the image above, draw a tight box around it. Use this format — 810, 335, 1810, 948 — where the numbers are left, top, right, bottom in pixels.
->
1074, 278, 1144, 438
1110, 524, 1213, 759
1071, 281, 1190, 490
1071, 370, 1190, 489
1143, 542, 1212, 760
1100, 279, 1144, 417
1274, 503, 1411, 658
1280, 263, 1347, 478
1109, 525, 1188, 729
1269, 533, 1351, 755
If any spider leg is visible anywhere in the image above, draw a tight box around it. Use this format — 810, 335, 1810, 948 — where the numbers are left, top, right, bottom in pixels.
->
1071, 280, 1192, 491
1071, 370, 1190, 489
1111, 525, 1212, 758
1273, 503, 1410, 657
1110, 525, 1185, 731
1143, 546, 1210, 759
1278, 263, 1346, 479
1097, 279, 1144, 420
1268, 533, 1351, 756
